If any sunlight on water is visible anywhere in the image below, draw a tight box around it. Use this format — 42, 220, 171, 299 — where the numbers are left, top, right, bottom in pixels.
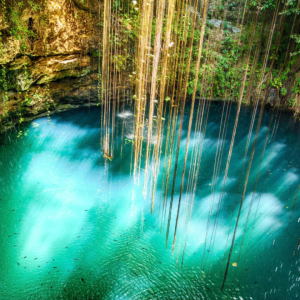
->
0, 102, 299, 299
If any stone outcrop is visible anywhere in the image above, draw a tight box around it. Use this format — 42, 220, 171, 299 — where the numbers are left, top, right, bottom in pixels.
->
7, 55, 91, 91
72, 0, 100, 14
0, 0, 104, 129
1, 0, 100, 62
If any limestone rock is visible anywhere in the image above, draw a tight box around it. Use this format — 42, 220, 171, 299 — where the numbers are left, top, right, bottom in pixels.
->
9, 56, 32, 71
0, 37, 21, 65
266, 87, 279, 107
71, 0, 101, 14
0, 0, 100, 64
7, 55, 91, 91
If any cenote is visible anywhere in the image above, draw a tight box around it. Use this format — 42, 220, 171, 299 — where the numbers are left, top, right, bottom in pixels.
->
0, 101, 300, 299
1, 0, 300, 299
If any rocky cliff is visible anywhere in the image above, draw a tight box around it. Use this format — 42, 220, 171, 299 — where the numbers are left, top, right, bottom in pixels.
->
0, 0, 108, 131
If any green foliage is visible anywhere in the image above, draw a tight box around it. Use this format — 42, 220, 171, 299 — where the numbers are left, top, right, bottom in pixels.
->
290, 34, 300, 57
114, 54, 128, 71
288, 98, 295, 107
1, 0, 7, 26
28, 1, 41, 12
91, 49, 100, 58
261, 0, 277, 10
293, 77, 300, 94
284, 0, 300, 16
0, 68, 9, 113
272, 77, 282, 89
222, 36, 234, 50
9, 2, 35, 51
281, 87, 287, 96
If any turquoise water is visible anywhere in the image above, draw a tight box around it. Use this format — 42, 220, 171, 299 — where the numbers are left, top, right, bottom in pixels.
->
0, 102, 299, 299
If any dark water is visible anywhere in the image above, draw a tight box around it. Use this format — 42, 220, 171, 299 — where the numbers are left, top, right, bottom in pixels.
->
0, 101, 300, 299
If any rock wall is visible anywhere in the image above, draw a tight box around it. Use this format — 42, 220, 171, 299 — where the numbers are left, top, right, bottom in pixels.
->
0, 0, 105, 130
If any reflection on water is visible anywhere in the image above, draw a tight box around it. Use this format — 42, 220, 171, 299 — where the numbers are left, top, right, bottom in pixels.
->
0, 102, 299, 299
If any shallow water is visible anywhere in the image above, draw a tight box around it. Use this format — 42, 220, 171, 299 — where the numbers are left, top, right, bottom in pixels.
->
1, 101, 300, 299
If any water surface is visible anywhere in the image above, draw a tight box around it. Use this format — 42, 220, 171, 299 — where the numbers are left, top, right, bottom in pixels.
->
1, 102, 300, 299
